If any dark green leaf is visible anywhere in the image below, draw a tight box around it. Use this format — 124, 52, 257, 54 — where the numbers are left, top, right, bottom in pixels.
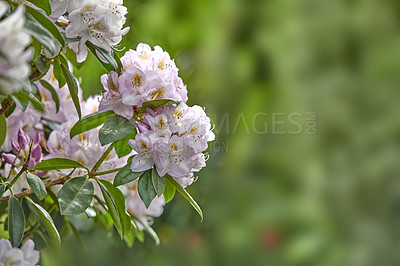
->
58, 176, 94, 215
113, 51, 123, 75
151, 168, 165, 197
113, 164, 143, 187
141, 99, 180, 112
8, 197, 25, 246
25, 13, 56, 56
11, 92, 30, 111
114, 129, 136, 158
163, 178, 176, 203
40, 79, 60, 112
0, 114, 6, 148
53, 61, 65, 87
35, 56, 48, 74
98, 115, 135, 146
26, 6, 65, 46
166, 175, 203, 222
138, 169, 157, 208
0, 183, 5, 198
33, 158, 88, 172
27, 198, 61, 247
70, 110, 115, 138
26, 172, 47, 200
27, 0, 51, 16
59, 61, 81, 119
28, 94, 45, 112
98, 179, 132, 238
86, 42, 117, 71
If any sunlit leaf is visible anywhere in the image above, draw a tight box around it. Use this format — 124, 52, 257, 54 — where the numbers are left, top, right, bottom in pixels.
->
70, 110, 115, 138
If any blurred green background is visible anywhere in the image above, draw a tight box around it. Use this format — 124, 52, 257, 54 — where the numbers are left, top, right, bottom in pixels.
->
52, 0, 400, 265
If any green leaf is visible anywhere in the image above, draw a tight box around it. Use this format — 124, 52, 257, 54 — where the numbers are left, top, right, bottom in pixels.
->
140, 99, 180, 112
33, 158, 88, 172
138, 169, 157, 208
27, 0, 51, 16
70, 110, 116, 138
25, 13, 56, 56
25, 6, 65, 46
113, 164, 143, 187
97, 179, 132, 238
53, 61, 65, 87
114, 129, 136, 158
86, 42, 118, 71
151, 168, 165, 197
163, 178, 176, 203
58, 176, 94, 215
8, 197, 25, 246
124, 226, 135, 247
0, 183, 5, 198
28, 94, 45, 112
113, 51, 123, 75
0, 114, 6, 148
132, 216, 160, 245
11, 92, 30, 111
98, 115, 135, 146
26, 198, 61, 247
40, 80, 60, 112
166, 175, 203, 222
26, 172, 47, 200
59, 62, 81, 119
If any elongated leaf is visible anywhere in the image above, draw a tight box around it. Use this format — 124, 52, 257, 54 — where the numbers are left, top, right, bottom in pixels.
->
0, 183, 5, 197
26, 172, 47, 200
163, 178, 176, 203
151, 168, 165, 197
58, 176, 94, 215
26, 6, 65, 46
70, 110, 115, 138
0, 114, 6, 147
86, 42, 117, 71
113, 51, 123, 75
166, 175, 203, 222
8, 197, 25, 246
25, 13, 56, 56
98, 180, 132, 238
113, 164, 143, 187
99, 115, 135, 146
60, 63, 81, 119
33, 158, 88, 172
114, 129, 136, 158
97, 180, 121, 235
27, 198, 61, 247
27, 0, 51, 16
141, 99, 180, 112
11, 92, 30, 111
40, 80, 60, 112
138, 169, 156, 208
29, 94, 44, 112
132, 216, 160, 245
52, 61, 65, 87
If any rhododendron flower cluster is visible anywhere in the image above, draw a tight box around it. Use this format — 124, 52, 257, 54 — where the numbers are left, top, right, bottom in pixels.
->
0, 0, 214, 261
99, 43, 188, 119
0, 239, 40, 266
0, 4, 33, 95
131, 103, 214, 187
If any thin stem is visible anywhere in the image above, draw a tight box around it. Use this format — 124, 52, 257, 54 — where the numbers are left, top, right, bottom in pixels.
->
9, 165, 27, 187
0, 175, 70, 201
90, 143, 115, 176
94, 167, 123, 176
0, 98, 13, 116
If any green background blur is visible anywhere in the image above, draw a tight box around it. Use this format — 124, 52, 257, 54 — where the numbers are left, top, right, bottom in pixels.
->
50, 0, 400, 265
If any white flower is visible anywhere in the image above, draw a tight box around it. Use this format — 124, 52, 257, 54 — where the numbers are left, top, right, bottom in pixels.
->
0, 4, 33, 95
65, 0, 130, 62
0, 239, 40, 266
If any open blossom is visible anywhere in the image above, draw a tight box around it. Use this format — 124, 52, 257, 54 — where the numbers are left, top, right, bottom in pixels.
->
0, 3, 33, 95
0, 239, 40, 266
130, 103, 214, 187
99, 43, 188, 119
65, 0, 130, 62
